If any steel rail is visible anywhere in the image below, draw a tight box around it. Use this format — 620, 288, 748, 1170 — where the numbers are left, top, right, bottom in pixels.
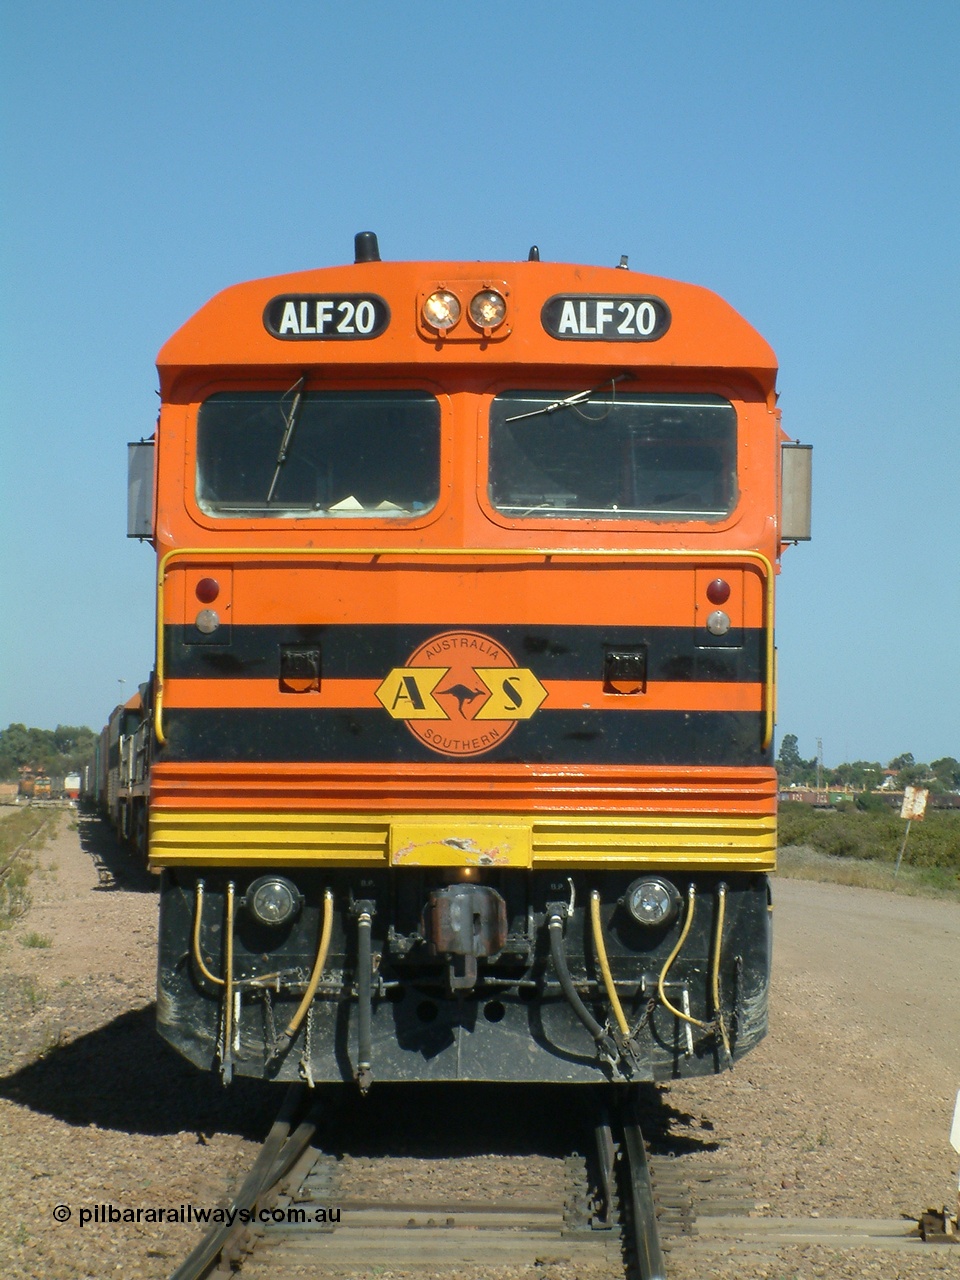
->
619, 1097, 668, 1280
168, 1083, 311, 1280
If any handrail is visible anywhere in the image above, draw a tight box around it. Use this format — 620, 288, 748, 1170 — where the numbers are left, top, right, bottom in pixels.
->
154, 546, 774, 748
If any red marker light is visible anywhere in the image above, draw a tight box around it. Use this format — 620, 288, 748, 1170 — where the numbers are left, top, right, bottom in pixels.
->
196, 577, 220, 603
706, 578, 730, 605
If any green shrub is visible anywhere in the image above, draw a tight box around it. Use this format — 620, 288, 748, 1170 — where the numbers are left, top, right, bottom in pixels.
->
778, 803, 960, 873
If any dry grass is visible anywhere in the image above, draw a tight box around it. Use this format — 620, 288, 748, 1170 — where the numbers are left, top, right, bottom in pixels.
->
776, 842, 960, 901
0, 809, 59, 930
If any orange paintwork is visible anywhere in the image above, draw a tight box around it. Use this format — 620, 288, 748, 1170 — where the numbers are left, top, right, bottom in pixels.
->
162, 676, 761, 714
150, 761, 777, 815
158, 260, 776, 391
165, 560, 765, 629
149, 252, 784, 849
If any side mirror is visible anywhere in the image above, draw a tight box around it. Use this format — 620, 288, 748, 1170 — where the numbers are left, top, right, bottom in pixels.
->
127, 440, 155, 539
780, 442, 812, 542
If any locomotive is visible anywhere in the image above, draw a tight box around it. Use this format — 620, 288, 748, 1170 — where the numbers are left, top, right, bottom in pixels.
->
130, 235, 811, 1087
86, 687, 151, 856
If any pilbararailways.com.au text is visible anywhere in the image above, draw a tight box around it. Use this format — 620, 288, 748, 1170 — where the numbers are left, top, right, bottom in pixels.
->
53, 1203, 340, 1227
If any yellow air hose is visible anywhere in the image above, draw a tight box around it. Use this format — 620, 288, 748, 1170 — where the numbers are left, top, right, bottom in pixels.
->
590, 889, 631, 1036
711, 883, 731, 1056
192, 879, 224, 987
657, 884, 712, 1031
223, 881, 236, 1057
279, 888, 334, 1045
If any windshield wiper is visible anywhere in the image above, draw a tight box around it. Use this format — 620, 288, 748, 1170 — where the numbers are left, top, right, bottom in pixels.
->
266, 375, 307, 503
503, 372, 629, 423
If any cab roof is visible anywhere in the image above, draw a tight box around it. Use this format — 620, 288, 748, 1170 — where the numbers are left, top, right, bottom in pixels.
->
158, 257, 778, 401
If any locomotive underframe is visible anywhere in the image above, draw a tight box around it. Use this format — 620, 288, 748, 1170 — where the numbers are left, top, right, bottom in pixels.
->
156, 867, 771, 1085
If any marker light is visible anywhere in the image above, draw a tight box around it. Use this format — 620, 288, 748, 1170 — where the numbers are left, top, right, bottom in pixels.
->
469, 289, 506, 331
624, 877, 680, 927
245, 875, 302, 927
706, 610, 731, 636
195, 609, 220, 634
196, 577, 220, 603
422, 290, 461, 331
706, 578, 730, 605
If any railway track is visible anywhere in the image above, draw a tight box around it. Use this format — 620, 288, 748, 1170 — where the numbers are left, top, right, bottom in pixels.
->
168, 1084, 953, 1279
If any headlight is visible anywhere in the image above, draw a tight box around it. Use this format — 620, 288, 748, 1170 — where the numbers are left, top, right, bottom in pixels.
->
195, 609, 220, 634
422, 290, 461, 331
706, 610, 731, 636
469, 289, 506, 331
623, 877, 680, 927
244, 876, 302, 927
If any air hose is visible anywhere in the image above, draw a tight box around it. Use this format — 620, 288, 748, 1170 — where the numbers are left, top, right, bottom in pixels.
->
273, 888, 334, 1056
657, 884, 712, 1031
590, 889, 631, 1036
547, 908, 617, 1064
222, 881, 236, 1081
355, 906, 374, 1092
191, 879, 224, 987
657, 882, 730, 1050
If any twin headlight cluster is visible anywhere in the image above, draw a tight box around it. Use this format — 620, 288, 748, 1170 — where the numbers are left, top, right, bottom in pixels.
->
242, 874, 681, 932
422, 288, 507, 335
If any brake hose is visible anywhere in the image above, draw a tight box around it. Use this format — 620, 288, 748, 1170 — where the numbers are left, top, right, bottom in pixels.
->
222, 881, 236, 1079
191, 879, 224, 987
547, 908, 608, 1044
711, 883, 731, 1055
657, 884, 712, 1031
278, 888, 334, 1047
590, 890, 630, 1036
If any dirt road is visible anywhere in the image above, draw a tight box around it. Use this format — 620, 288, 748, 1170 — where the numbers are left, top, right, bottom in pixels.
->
666, 877, 960, 1276
0, 813, 957, 1278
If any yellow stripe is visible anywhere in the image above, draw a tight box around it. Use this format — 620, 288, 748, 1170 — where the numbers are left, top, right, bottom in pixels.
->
148, 809, 777, 872
155, 547, 774, 749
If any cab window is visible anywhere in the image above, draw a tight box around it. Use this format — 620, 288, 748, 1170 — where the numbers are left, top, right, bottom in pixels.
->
488, 390, 737, 521
196, 389, 440, 518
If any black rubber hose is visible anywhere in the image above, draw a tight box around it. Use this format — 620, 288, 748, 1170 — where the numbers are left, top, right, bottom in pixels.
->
356, 909, 373, 1085
547, 912, 606, 1042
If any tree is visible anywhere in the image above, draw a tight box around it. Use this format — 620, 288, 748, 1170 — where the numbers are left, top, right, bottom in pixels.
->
832, 760, 883, 791
888, 752, 915, 773
0, 722, 97, 781
777, 734, 802, 772
931, 757, 960, 792
776, 734, 817, 787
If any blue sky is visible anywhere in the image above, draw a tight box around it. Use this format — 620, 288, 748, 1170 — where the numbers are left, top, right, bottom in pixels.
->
1, 1, 957, 767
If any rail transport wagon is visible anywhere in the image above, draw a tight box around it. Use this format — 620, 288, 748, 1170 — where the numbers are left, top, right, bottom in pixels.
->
132, 234, 811, 1086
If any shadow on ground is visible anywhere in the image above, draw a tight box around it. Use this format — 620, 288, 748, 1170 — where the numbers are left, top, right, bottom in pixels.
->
311, 1078, 720, 1160
0, 1004, 280, 1141
0, 1002, 718, 1159
75, 810, 157, 894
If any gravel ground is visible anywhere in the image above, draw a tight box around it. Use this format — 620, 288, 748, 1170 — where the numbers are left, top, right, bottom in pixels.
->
0, 810, 957, 1279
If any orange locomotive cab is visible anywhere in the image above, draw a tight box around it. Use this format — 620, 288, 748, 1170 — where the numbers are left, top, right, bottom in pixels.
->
149, 235, 788, 1086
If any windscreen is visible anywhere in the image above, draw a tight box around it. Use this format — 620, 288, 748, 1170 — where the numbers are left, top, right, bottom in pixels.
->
196, 389, 441, 518
488, 390, 737, 521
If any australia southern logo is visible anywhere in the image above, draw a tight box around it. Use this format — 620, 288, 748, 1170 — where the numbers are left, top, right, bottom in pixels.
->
375, 630, 547, 757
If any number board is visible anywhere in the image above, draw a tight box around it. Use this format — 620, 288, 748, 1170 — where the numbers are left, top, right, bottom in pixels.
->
541, 294, 670, 342
263, 294, 390, 340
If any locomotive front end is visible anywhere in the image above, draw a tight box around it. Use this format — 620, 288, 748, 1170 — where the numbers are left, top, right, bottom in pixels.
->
145, 238, 797, 1087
